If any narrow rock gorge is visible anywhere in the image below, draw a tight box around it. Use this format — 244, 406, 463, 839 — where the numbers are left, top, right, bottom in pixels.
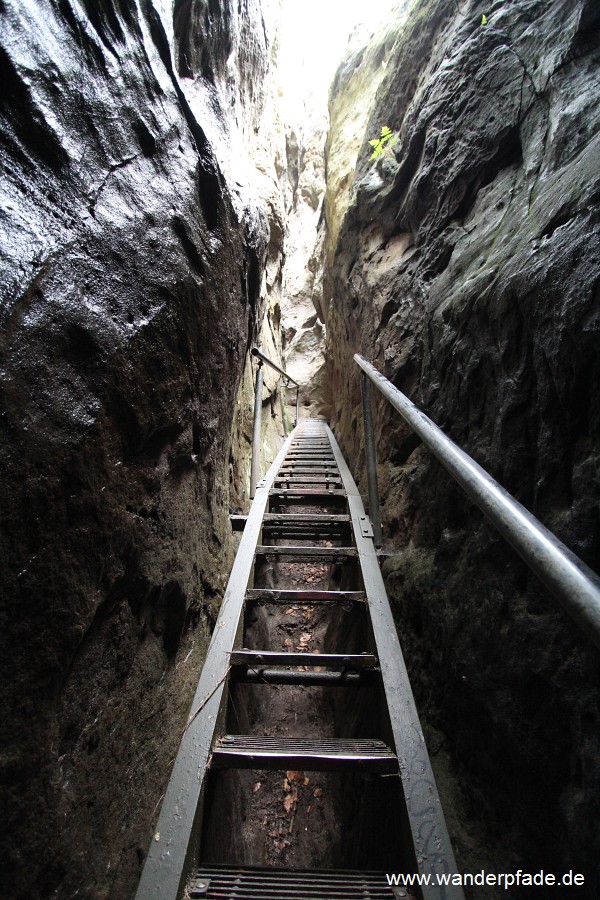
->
1, 0, 599, 897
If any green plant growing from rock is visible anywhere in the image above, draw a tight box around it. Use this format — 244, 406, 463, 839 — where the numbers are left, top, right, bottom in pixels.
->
367, 125, 398, 161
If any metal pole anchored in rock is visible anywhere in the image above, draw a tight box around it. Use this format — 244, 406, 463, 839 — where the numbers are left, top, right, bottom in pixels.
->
361, 372, 382, 548
250, 347, 300, 433
250, 360, 263, 499
355, 353, 600, 650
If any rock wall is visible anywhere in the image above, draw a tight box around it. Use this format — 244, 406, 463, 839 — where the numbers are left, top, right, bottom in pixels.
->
280, 13, 406, 419
280, 107, 329, 417
325, 0, 600, 892
0, 1, 282, 897
173, 0, 295, 492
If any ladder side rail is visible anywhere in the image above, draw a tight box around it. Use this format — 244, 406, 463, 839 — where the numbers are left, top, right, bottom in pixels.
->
354, 354, 600, 651
135, 428, 299, 900
326, 424, 465, 900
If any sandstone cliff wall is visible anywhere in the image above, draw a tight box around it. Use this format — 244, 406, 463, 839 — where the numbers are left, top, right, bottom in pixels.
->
325, 0, 600, 890
0, 1, 283, 897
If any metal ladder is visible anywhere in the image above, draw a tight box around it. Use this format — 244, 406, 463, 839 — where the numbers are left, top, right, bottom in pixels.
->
136, 420, 463, 900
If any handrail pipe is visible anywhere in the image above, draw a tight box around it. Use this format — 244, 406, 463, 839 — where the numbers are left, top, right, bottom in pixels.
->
249, 348, 300, 498
251, 346, 299, 387
354, 354, 600, 651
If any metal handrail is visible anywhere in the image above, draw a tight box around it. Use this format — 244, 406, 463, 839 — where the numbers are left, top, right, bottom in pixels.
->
355, 354, 600, 651
250, 348, 300, 497
251, 346, 299, 386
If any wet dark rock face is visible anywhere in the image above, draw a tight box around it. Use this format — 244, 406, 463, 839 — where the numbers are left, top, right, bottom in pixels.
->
326, 0, 600, 892
0, 1, 270, 897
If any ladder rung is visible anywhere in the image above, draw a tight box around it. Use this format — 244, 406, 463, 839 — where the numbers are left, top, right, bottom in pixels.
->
210, 736, 397, 772
269, 488, 346, 498
278, 465, 339, 472
281, 461, 337, 467
255, 545, 356, 560
232, 667, 379, 686
286, 451, 333, 455
191, 865, 401, 898
284, 451, 335, 457
284, 452, 335, 457
262, 514, 351, 524
281, 461, 337, 468
281, 458, 338, 463
245, 589, 366, 604
274, 476, 343, 484
261, 530, 349, 542
230, 650, 377, 668
275, 475, 341, 482
261, 536, 349, 545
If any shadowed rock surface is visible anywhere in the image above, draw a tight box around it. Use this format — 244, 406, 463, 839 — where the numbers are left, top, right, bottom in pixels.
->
325, 0, 600, 893
0, 1, 275, 897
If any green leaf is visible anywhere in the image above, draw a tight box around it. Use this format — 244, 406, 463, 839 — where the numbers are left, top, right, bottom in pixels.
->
481, 13, 488, 25
367, 126, 398, 163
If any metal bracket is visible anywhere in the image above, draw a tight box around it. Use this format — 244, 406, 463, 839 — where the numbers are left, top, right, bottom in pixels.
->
190, 877, 210, 897
390, 887, 410, 899
229, 514, 247, 532
358, 515, 374, 538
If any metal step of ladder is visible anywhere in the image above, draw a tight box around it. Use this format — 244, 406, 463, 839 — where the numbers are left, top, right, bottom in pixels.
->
211, 736, 397, 772
136, 419, 463, 900
229, 649, 378, 668
244, 588, 366, 605
231, 666, 378, 686
189, 865, 411, 898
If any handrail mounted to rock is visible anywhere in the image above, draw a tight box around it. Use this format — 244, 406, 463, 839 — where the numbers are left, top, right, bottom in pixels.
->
250, 347, 300, 498
355, 353, 600, 651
